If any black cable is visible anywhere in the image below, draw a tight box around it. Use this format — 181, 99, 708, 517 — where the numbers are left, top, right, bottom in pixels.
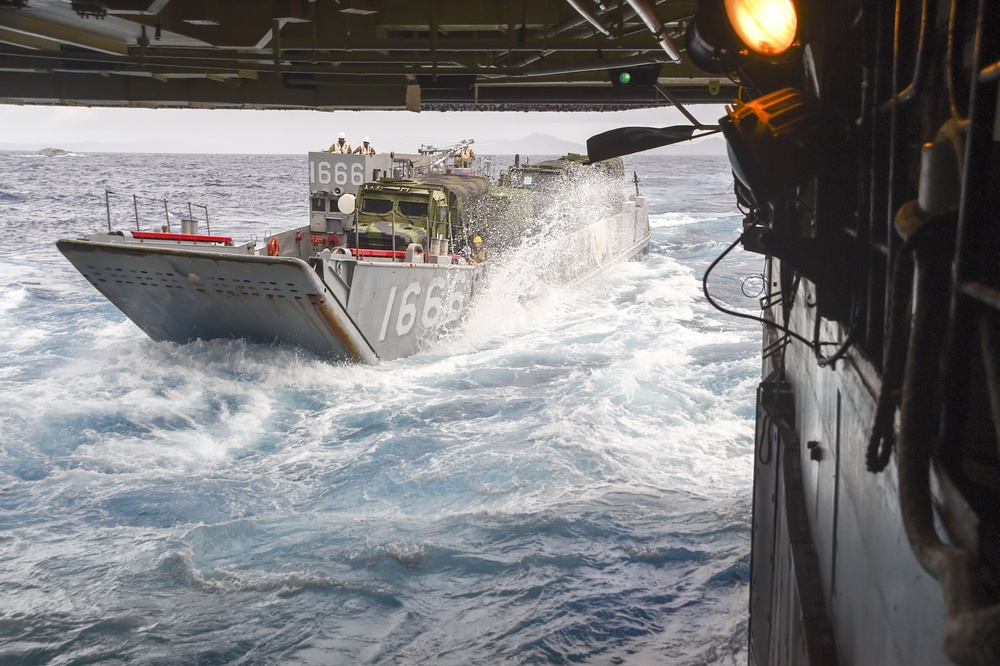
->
741, 273, 765, 298
702, 233, 817, 350
866, 235, 915, 473
733, 66, 763, 100
814, 297, 859, 368
816, 330, 856, 368
758, 413, 773, 464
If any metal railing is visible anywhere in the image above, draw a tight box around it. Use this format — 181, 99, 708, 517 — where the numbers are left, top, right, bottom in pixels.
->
104, 189, 211, 235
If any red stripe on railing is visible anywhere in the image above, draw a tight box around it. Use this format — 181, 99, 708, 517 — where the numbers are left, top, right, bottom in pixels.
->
345, 249, 465, 262
349, 248, 409, 258
131, 231, 233, 243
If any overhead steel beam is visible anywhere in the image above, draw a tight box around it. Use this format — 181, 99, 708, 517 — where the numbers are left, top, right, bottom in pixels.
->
0, 46, 712, 79
0, 70, 409, 109
624, 0, 682, 62
0, 67, 729, 110
0, 0, 732, 109
0, 26, 63, 51
562, 0, 612, 37
0, 9, 130, 55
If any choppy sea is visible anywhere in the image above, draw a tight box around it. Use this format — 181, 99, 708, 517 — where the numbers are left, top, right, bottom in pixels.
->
0, 151, 762, 665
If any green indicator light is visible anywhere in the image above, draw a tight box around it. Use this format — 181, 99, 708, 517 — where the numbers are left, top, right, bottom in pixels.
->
619, 72, 632, 85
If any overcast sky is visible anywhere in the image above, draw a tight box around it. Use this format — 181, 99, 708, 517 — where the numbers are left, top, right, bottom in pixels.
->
0, 103, 726, 154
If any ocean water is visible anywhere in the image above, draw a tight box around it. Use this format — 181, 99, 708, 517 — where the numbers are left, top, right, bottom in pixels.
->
0, 151, 761, 665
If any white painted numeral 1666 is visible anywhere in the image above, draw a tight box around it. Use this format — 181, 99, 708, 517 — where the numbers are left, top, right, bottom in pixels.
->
312, 161, 365, 186
378, 276, 469, 343
396, 283, 421, 336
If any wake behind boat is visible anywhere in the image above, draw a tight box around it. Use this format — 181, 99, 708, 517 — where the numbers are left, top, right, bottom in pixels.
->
57, 142, 650, 363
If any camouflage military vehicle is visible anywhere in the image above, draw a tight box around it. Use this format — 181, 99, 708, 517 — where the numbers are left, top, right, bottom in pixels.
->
499, 153, 625, 191
353, 174, 491, 257
493, 154, 644, 285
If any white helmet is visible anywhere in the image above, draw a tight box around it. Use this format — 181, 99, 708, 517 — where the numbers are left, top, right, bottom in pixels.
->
338, 132, 346, 139
363, 137, 370, 143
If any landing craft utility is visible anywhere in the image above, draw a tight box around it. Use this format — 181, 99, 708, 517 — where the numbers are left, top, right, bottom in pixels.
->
57, 142, 650, 363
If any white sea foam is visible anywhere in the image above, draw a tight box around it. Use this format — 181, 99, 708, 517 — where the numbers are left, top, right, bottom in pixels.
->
159, 549, 343, 596
649, 211, 704, 228
0, 285, 26, 316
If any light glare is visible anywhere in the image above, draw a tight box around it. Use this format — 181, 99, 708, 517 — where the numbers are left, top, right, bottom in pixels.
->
724, 0, 797, 56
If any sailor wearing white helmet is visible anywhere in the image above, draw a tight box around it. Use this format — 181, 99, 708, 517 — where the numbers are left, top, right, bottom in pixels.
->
354, 137, 376, 156
327, 132, 352, 154
455, 144, 475, 168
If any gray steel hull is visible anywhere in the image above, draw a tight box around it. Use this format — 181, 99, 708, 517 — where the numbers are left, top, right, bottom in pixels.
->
749, 266, 952, 665
56, 240, 487, 363
57, 240, 382, 363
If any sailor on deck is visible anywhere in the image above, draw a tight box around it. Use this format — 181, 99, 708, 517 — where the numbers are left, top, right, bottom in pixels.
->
470, 236, 487, 264
328, 132, 352, 154
354, 137, 376, 156
455, 145, 475, 168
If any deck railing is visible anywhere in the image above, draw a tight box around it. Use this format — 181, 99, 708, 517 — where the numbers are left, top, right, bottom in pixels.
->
104, 189, 211, 236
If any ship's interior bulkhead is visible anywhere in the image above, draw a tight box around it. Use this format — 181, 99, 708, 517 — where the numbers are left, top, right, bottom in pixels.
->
689, 0, 1000, 662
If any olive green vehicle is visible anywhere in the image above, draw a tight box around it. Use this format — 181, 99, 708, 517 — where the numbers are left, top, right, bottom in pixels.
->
352, 174, 491, 256
499, 154, 625, 190
489, 154, 646, 285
